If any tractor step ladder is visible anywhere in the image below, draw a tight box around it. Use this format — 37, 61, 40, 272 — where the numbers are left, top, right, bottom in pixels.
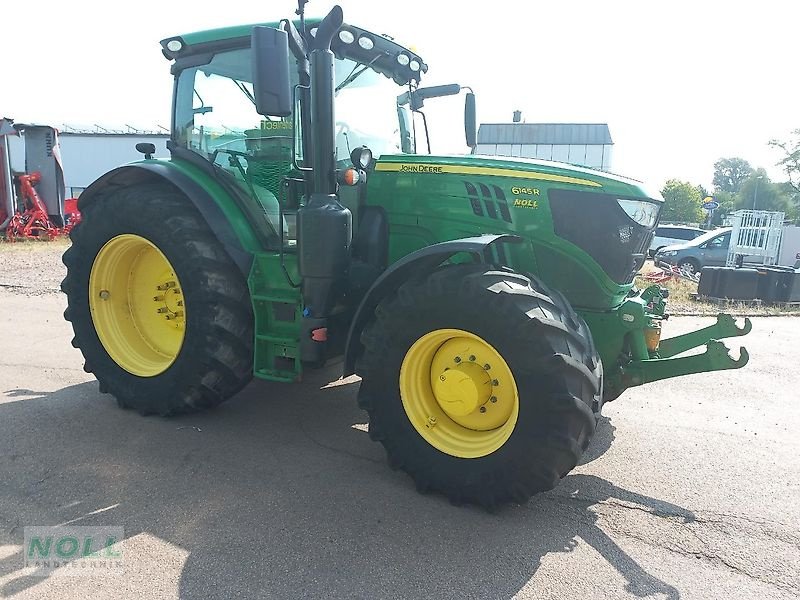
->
249, 253, 303, 382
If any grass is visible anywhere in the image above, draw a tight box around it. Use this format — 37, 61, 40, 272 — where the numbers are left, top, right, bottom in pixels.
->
0, 236, 71, 251
636, 262, 800, 316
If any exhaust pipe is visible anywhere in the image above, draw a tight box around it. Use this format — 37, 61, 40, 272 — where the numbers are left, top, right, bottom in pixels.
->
296, 5, 352, 365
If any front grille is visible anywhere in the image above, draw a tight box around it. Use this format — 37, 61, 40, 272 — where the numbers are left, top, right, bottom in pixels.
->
549, 189, 657, 283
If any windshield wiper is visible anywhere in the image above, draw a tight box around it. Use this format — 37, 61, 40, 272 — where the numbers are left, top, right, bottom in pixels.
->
334, 56, 380, 95
233, 79, 256, 106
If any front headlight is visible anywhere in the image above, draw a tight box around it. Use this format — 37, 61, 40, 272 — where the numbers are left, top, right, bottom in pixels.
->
661, 250, 678, 257
617, 199, 660, 228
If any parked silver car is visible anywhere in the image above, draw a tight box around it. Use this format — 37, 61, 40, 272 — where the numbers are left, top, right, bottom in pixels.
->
654, 227, 732, 275
649, 224, 706, 256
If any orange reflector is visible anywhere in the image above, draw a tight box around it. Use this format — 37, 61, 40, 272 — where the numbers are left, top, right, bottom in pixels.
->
342, 168, 360, 186
644, 323, 661, 352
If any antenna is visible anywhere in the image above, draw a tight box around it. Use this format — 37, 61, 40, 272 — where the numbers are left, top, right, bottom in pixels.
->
296, 0, 309, 36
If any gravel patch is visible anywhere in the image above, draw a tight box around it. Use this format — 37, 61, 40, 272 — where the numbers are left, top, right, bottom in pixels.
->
0, 239, 69, 295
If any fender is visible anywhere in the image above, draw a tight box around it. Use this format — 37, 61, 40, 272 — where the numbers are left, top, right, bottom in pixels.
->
77, 160, 272, 275
343, 234, 522, 375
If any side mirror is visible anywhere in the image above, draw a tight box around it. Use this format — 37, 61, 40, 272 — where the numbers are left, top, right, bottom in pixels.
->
464, 92, 477, 148
135, 142, 156, 159
252, 26, 292, 117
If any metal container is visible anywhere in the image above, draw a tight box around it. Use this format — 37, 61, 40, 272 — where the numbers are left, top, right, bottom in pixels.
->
698, 266, 724, 297
719, 268, 760, 300
756, 266, 796, 303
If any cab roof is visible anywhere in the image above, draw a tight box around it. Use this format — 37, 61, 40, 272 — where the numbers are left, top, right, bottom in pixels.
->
160, 20, 428, 86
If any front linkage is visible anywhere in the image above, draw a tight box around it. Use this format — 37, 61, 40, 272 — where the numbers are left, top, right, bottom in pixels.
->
584, 284, 751, 401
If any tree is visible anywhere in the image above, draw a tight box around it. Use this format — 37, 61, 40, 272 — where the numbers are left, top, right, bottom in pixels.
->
713, 157, 753, 194
779, 183, 800, 224
660, 179, 704, 223
769, 129, 800, 194
736, 170, 791, 213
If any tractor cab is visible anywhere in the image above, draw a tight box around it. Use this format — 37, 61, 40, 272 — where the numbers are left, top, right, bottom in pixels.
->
160, 16, 479, 253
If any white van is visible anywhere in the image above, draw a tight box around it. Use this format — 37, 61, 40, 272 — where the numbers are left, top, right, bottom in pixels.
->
649, 224, 706, 256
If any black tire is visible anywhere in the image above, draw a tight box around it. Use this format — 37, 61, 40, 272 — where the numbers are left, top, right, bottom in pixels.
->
61, 184, 254, 415
356, 264, 602, 508
677, 258, 700, 275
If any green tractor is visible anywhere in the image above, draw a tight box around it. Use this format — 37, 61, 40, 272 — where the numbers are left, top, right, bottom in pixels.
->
62, 4, 751, 507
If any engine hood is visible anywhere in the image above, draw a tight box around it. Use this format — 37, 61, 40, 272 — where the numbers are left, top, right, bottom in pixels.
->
374, 154, 663, 201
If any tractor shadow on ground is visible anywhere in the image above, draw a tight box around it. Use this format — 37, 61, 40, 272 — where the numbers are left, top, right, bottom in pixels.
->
0, 373, 688, 599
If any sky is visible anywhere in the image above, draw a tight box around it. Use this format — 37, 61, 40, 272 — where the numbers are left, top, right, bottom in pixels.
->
1, 0, 797, 190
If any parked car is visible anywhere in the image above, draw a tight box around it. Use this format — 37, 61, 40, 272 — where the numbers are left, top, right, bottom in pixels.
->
654, 227, 732, 275
649, 224, 706, 256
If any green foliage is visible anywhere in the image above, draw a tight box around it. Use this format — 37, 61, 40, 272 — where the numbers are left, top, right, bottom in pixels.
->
769, 129, 800, 194
780, 184, 800, 224
736, 171, 791, 213
660, 179, 704, 223
713, 157, 753, 194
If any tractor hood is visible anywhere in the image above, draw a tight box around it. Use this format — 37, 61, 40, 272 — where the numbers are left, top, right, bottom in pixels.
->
371, 153, 663, 297
374, 154, 663, 201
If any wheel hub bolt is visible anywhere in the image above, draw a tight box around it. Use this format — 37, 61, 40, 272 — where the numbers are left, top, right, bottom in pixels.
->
479, 406, 487, 413
454, 356, 462, 363
483, 364, 491, 370
153, 295, 164, 302
492, 379, 499, 386
98, 290, 110, 300
469, 355, 476, 362
426, 416, 437, 428
490, 396, 497, 403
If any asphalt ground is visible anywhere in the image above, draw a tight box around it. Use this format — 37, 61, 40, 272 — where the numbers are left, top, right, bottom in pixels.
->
0, 287, 798, 599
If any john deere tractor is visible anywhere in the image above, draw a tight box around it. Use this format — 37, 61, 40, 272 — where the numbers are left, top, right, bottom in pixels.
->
62, 4, 751, 507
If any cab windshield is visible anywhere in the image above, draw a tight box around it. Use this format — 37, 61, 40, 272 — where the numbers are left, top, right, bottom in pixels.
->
172, 46, 414, 244
173, 48, 413, 167
335, 57, 411, 160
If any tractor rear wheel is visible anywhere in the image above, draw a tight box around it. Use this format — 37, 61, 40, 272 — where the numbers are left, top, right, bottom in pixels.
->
357, 264, 602, 508
62, 184, 254, 415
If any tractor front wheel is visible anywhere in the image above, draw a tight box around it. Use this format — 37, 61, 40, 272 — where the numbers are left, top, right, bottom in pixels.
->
62, 185, 254, 415
357, 264, 602, 507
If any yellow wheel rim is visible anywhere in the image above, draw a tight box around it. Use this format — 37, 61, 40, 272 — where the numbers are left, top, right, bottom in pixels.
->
399, 329, 519, 459
89, 234, 186, 377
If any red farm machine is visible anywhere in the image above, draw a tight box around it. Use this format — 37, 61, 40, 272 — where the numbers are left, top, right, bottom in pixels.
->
0, 118, 81, 240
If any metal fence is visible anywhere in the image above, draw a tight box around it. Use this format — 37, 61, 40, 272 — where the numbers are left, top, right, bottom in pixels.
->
726, 210, 784, 266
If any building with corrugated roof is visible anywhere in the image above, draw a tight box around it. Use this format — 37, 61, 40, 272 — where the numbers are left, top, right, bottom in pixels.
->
6, 129, 169, 198
475, 122, 613, 172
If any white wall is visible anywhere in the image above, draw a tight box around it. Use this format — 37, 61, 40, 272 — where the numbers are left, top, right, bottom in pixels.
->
474, 143, 613, 171
59, 135, 169, 195
5, 133, 169, 197
779, 226, 800, 266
